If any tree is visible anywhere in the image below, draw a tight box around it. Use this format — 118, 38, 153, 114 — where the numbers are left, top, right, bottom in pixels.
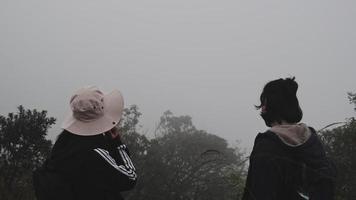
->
348, 92, 356, 112
0, 106, 55, 200
120, 105, 150, 161
125, 110, 245, 200
119, 105, 151, 199
320, 93, 356, 200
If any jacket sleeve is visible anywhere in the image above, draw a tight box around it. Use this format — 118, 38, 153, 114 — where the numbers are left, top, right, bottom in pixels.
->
242, 154, 282, 200
242, 135, 283, 200
87, 143, 137, 192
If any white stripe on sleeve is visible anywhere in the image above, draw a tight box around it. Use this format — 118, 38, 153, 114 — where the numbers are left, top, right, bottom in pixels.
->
94, 148, 136, 180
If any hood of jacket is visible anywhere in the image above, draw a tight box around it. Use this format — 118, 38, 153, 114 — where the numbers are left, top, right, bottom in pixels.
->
262, 124, 332, 175
270, 123, 311, 147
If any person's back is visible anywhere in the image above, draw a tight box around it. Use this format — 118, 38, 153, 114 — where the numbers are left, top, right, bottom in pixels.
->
242, 77, 335, 200
33, 86, 137, 200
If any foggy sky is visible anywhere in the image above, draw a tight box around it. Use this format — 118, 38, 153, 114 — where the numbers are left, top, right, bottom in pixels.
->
1, 0, 355, 151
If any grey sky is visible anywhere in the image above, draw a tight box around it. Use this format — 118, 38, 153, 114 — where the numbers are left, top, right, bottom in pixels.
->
1, 0, 355, 151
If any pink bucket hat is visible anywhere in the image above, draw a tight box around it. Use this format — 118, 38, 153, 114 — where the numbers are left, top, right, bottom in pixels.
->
61, 86, 124, 136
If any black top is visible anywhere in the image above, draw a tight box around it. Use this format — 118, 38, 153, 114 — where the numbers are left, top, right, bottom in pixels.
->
45, 132, 137, 200
242, 128, 335, 200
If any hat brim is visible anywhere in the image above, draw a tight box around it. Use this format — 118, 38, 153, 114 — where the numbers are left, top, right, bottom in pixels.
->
61, 90, 124, 136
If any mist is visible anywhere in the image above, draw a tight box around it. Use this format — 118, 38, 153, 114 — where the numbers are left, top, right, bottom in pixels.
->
1, 0, 355, 151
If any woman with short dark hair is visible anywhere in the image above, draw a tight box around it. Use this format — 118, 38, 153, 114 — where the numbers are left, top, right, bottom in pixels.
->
242, 77, 335, 200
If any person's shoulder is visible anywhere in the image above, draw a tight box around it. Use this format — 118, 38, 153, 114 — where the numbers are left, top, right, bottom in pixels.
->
254, 130, 281, 147
251, 131, 286, 156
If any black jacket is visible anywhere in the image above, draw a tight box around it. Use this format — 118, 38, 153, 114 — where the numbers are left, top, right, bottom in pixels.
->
242, 128, 335, 200
43, 131, 137, 200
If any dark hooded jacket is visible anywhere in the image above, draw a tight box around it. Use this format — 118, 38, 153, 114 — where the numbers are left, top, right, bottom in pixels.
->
242, 124, 335, 200
35, 131, 137, 200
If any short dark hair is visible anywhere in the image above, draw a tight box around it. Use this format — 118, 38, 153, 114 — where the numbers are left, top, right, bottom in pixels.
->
256, 77, 303, 127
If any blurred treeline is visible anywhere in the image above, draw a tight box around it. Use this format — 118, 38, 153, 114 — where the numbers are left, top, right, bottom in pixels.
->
0, 93, 355, 200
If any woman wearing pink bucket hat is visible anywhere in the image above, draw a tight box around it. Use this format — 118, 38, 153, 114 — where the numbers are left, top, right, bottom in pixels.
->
33, 86, 137, 200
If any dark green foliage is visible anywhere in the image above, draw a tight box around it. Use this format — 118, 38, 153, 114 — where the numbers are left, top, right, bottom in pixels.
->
0, 106, 55, 200
122, 109, 246, 200
320, 93, 356, 200
348, 92, 356, 112
119, 106, 150, 199
321, 119, 356, 200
